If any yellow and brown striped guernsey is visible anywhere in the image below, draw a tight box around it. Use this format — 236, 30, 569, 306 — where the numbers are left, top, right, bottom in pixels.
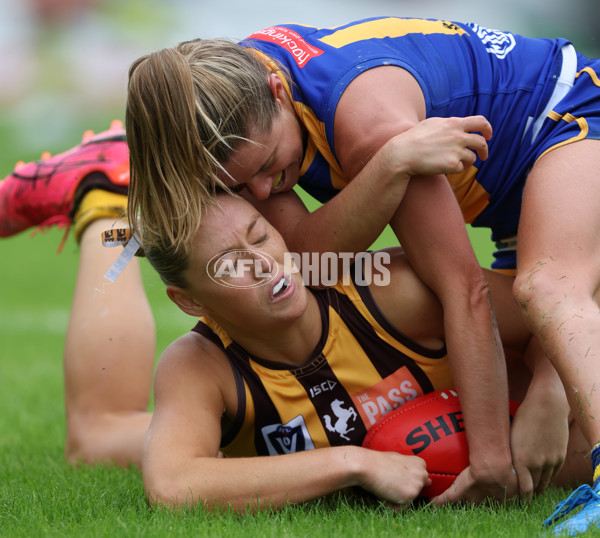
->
192, 269, 454, 457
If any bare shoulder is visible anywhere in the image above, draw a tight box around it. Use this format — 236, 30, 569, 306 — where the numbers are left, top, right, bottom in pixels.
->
334, 66, 427, 178
145, 330, 237, 470
366, 248, 445, 345
154, 330, 236, 408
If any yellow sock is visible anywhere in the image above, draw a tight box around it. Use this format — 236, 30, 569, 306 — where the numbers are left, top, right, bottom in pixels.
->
73, 190, 128, 243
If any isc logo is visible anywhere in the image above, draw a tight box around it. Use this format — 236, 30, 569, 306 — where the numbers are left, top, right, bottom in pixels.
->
405, 411, 465, 455
309, 380, 337, 398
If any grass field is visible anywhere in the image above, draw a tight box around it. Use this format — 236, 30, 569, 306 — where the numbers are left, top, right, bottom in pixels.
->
0, 119, 587, 537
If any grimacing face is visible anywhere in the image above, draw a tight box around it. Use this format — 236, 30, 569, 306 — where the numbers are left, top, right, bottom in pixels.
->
174, 195, 308, 332
221, 75, 304, 201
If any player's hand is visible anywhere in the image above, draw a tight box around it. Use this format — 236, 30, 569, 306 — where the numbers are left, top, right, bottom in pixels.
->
384, 115, 492, 179
432, 461, 518, 505
509, 394, 569, 499
357, 449, 430, 509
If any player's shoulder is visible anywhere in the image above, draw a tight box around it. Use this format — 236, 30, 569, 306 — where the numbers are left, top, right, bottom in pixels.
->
365, 248, 445, 342
155, 329, 231, 392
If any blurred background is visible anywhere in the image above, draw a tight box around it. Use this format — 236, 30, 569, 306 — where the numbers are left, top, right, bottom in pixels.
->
0, 0, 598, 153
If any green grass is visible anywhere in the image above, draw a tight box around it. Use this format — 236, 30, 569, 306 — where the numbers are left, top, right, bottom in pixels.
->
0, 121, 586, 537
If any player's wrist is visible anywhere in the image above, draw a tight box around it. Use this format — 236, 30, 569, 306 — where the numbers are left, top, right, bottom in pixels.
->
469, 435, 512, 465
468, 454, 515, 484
331, 445, 367, 489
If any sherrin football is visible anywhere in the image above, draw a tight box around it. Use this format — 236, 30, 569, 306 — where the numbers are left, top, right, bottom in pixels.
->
361, 389, 519, 499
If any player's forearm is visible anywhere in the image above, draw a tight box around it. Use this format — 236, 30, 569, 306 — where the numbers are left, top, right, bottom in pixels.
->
288, 146, 412, 256
523, 340, 570, 415
143, 446, 364, 513
443, 284, 512, 468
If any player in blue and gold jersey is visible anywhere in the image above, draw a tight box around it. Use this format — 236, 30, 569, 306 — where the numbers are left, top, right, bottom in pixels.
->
125, 18, 600, 529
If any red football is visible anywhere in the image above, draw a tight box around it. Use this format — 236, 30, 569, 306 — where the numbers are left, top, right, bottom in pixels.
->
361, 389, 519, 499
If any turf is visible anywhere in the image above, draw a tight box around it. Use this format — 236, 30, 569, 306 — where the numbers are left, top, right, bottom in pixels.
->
0, 120, 588, 537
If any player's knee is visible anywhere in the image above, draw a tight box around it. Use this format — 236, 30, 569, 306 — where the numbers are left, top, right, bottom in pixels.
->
512, 266, 556, 318
64, 413, 110, 466
65, 418, 96, 465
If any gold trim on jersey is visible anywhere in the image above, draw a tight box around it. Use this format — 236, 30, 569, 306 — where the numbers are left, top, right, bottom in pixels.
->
294, 102, 347, 190
536, 112, 589, 162
577, 67, 600, 88
250, 49, 347, 191
446, 166, 490, 224
319, 19, 467, 49
333, 279, 453, 391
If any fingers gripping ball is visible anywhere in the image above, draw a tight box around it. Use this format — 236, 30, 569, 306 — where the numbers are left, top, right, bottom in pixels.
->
362, 389, 520, 499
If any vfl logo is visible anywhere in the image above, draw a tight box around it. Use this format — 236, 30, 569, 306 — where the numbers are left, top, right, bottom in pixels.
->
466, 23, 516, 59
323, 399, 357, 441
262, 415, 315, 455
206, 249, 278, 289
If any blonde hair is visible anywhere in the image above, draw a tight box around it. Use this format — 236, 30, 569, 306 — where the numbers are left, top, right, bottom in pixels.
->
126, 38, 279, 254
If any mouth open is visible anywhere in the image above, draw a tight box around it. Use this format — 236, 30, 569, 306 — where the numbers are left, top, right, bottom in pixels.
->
271, 274, 293, 301
271, 171, 284, 192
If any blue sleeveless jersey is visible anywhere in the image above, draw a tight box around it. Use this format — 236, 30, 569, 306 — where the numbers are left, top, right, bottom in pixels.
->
240, 17, 600, 268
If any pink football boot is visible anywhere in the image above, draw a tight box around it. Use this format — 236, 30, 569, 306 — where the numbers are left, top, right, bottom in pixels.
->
0, 119, 129, 238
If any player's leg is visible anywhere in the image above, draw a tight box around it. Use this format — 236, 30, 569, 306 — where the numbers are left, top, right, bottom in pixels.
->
64, 217, 154, 467
513, 138, 600, 533
494, 269, 591, 493
0, 122, 154, 466
554, 421, 592, 489
513, 139, 600, 458
487, 269, 574, 494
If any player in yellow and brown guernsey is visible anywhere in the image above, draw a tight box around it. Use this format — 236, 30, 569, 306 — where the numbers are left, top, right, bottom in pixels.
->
126, 19, 600, 522
141, 192, 590, 512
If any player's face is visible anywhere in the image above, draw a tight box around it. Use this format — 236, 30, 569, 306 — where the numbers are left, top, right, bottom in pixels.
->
183, 195, 307, 330
220, 92, 304, 201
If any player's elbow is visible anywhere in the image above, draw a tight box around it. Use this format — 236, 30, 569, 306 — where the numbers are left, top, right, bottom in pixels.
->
144, 472, 180, 509
143, 465, 202, 511
443, 263, 491, 309
467, 270, 492, 306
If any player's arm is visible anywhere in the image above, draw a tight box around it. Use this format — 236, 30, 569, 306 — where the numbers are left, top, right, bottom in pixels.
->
331, 66, 516, 503
391, 174, 516, 503
142, 332, 430, 512
252, 66, 491, 257
509, 335, 570, 497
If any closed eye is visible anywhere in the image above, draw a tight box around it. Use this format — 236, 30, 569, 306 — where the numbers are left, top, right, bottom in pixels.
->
254, 233, 268, 245
228, 183, 247, 193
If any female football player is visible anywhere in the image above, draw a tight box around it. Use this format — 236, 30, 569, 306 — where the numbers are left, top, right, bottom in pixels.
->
125, 18, 600, 524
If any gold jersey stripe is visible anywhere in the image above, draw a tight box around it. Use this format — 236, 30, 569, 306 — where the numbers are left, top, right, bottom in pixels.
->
335, 279, 453, 391
577, 67, 600, 88
248, 358, 330, 446
322, 308, 384, 396
319, 19, 467, 49
536, 114, 589, 162
447, 166, 490, 224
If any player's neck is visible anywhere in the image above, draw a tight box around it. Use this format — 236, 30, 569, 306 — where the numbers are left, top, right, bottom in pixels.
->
226, 292, 322, 367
